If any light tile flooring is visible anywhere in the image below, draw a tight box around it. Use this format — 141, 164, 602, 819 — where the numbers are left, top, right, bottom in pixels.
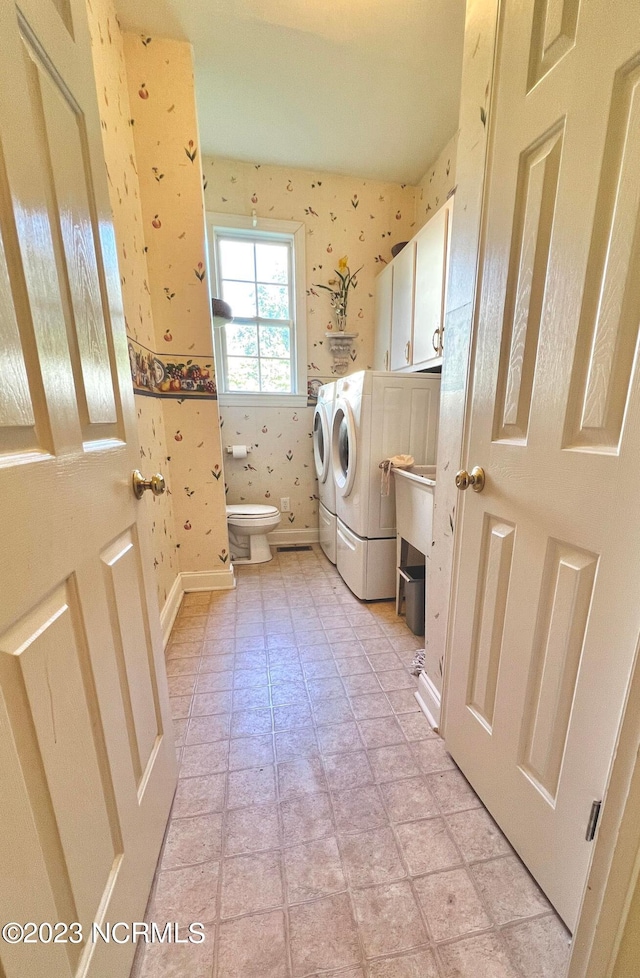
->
133, 547, 571, 978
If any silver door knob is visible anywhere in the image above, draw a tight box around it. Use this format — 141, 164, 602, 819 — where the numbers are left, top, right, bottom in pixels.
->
455, 466, 485, 493
132, 470, 166, 499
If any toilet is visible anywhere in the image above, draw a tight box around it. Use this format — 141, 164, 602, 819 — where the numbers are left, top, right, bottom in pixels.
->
226, 504, 281, 564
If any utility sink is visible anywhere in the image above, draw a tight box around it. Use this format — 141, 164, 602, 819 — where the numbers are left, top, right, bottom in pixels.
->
393, 465, 436, 550
393, 464, 436, 489
393, 464, 436, 562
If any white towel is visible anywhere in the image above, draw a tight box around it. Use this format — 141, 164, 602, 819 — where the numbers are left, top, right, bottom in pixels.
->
379, 454, 414, 496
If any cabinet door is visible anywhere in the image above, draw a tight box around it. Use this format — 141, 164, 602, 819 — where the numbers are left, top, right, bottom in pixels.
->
373, 263, 394, 370
413, 203, 449, 365
390, 240, 416, 370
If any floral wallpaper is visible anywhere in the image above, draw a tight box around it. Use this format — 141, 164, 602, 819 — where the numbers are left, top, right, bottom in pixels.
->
204, 159, 418, 374
422, 0, 498, 707
415, 131, 459, 232
203, 159, 420, 530
88, 0, 463, 609
222, 406, 319, 531
123, 33, 230, 578
86, 0, 179, 611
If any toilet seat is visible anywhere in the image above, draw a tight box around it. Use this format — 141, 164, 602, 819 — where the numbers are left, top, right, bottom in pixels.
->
226, 504, 279, 520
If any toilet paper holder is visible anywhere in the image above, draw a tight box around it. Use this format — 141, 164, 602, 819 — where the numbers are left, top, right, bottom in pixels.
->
225, 445, 252, 455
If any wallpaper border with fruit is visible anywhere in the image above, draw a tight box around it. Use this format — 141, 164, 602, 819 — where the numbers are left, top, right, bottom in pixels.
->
128, 336, 218, 398
128, 333, 326, 406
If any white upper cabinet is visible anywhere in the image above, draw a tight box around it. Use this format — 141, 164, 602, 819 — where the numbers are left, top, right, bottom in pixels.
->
390, 239, 417, 370
375, 197, 453, 373
373, 262, 394, 370
413, 202, 451, 364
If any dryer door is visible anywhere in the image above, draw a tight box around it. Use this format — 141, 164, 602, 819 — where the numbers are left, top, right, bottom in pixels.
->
313, 402, 330, 484
331, 397, 357, 496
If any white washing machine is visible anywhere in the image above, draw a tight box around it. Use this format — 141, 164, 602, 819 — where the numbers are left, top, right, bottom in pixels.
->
331, 370, 440, 600
313, 381, 337, 563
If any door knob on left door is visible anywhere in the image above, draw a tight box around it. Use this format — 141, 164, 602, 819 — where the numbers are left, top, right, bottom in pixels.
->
455, 466, 485, 493
132, 470, 166, 499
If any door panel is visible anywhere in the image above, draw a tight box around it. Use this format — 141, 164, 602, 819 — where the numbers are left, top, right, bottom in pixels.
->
0, 0, 177, 975
101, 531, 162, 790
527, 0, 580, 90
519, 540, 598, 801
33, 46, 118, 429
493, 123, 563, 442
390, 240, 415, 370
1, 585, 123, 924
373, 262, 393, 370
563, 58, 640, 452
444, 0, 640, 930
467, 516, 515, 729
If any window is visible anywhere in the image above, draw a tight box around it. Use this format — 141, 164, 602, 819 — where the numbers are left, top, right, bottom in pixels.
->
208, 215, 307, 405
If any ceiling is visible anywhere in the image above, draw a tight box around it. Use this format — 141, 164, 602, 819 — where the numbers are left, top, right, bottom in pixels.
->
116, 0, 466, 185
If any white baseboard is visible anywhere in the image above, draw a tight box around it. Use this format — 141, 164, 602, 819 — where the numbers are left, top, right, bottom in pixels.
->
415, 672, 441, 731
181, 568, 236, 592
160, 574, 184, 650
160, 568, 235, 649
267, 527, 320, 546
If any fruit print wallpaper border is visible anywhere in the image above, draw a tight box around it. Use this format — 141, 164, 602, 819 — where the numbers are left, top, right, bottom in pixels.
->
128, 336, 326, 405
128, 337, 218, 398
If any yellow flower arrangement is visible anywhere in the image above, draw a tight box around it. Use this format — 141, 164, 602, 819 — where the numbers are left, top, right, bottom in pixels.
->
314, 256, 363, 332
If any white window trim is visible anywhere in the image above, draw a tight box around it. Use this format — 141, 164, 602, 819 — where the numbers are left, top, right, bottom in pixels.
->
206, 212, 308, 407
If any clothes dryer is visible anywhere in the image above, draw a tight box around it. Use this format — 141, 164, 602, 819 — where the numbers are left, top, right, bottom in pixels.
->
330, 370, 440, 599
313, 381, 337, 562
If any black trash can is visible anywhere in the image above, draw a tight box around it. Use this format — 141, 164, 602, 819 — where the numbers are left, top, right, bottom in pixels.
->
399, 565, 426, 636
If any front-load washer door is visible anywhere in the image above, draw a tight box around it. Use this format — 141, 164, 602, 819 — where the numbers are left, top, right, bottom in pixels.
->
331, 397, 357, 497
313, 402, 330, 484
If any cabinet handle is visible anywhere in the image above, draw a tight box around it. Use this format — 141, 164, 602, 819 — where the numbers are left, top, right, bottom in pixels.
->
405, 340, 411, 364
432, 329, 439, 353
384, 350, 389, 371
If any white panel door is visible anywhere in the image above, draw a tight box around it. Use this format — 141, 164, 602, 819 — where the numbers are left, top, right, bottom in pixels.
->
444, 0, 640, 931
0, 1, 177, 976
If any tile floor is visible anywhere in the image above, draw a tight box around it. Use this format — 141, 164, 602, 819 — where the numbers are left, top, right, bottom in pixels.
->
133, 547, 571, 978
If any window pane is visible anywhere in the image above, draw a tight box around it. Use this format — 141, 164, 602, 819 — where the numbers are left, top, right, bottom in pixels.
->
261, 358, 291, 392
222, 280, 257, 318
219, 238, 254, 281
226, 323, 258, 356
259, 325, 290, 359
227, 357, 260, 392
256, 242, 288, 284
257, 284, 289, 320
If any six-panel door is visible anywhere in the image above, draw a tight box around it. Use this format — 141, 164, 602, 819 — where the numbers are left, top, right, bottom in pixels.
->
444, 0, 640, 930
0, 1, 177, 975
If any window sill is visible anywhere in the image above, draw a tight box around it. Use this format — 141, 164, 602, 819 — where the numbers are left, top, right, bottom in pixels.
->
218, 392, 309, 409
